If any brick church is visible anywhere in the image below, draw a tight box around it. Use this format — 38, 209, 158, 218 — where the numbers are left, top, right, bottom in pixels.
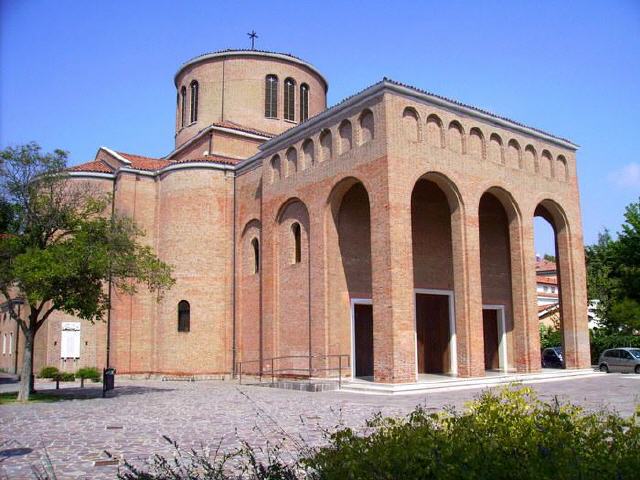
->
0, 49, 591, 383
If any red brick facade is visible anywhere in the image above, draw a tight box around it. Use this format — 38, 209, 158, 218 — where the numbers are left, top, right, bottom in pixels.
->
15, 50, 589, 383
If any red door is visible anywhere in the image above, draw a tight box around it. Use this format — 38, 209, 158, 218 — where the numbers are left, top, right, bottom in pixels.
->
354, 304, 374, 378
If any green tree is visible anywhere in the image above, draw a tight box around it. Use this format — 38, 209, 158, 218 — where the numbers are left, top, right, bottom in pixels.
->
0, 143, 175, 401
586, 197, 640, 333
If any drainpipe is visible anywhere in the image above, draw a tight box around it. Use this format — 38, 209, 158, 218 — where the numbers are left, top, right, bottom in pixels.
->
307, 222, 312, 376
259, 186, 263, 378
231, 170, 237, 377
13, 304, 20, 374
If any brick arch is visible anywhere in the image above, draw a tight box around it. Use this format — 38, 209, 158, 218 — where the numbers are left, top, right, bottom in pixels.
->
402, 107, 421, 142
556, 155, 568, 182
448, 120, 465, 154
469, 127, 485, 159
426, 114, 444, 148
507, 139, 522, 169
238, 218, 262, 373
339, 119, 353, 154
274, 198, 311, 371
358, 108, 375, 145
412, 171, 465, 214
488, 133, 504, 164
534, 198, 589, 369
285, 147, 298, 177
477, 186, 527, 373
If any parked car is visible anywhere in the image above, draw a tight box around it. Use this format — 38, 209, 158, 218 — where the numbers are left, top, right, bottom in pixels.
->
541, 347, 564, 368
598, 348, 640, 374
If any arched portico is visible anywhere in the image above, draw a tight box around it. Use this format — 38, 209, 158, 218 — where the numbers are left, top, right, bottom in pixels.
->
534, 200, 590, 369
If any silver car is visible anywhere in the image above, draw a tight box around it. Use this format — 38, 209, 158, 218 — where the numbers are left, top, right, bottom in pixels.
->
598, 348, 640, 374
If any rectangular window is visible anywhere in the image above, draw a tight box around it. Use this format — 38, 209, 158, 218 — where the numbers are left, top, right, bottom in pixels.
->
60, 322, 81, 358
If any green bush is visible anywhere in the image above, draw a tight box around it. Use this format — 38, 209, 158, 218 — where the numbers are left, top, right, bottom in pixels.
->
307, 386, 640, 479
76, 367, 101, 382
539, 324, 562, 349
54, 372, 75, 382
116, 386, 640, 479
38, 366, 59, 379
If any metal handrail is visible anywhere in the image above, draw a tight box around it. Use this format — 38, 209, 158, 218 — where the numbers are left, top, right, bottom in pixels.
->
237, 353, 350, 389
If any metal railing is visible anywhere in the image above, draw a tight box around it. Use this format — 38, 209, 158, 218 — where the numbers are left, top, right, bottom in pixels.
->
237, 353, 350, 389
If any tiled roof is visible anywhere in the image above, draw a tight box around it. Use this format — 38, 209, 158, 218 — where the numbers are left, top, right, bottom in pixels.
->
116, 152, 170, 171
212, 121, 275, 139
382, 78, 575, 146
536, 276, 558, 285
263, 77, 576, 152
536, 259, 557, 272
171, 154, 243, 166
538, 303, 559, 314
69, 160, 114, 174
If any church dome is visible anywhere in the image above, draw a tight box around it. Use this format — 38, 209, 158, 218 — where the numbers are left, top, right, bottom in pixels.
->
173, 49, 328, 148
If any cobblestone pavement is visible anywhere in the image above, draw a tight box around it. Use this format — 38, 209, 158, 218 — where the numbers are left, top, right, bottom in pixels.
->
0, 374, 638, 479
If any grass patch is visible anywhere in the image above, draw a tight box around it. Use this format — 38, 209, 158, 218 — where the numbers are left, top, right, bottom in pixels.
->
0, 391, 63, 405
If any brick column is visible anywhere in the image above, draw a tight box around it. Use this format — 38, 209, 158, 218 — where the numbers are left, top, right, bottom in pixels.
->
451, 206, 485, 378
557, 227, 591, 369
513, 216, 542, 372
369, 182, 416, 383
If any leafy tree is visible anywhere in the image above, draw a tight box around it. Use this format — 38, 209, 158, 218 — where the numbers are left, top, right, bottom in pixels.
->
586, 197, 640, 333
0, 143, 174, 401
542, 253, 556, 263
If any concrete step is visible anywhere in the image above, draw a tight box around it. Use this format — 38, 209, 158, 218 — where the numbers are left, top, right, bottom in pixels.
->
338, 369, 602, 395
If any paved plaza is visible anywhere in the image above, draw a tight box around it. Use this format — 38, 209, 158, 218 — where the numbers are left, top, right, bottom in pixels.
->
0, 374, 638, 479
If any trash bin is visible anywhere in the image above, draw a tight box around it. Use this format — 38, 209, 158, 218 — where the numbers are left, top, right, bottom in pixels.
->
103, 368, 116, 397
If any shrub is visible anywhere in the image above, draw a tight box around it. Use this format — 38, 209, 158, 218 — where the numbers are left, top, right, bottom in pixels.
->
38, 366, 59, 379
76, 367, 101, 382
116, 386, 640, 479
54, 372, 75, 382
539, 324, 562, 349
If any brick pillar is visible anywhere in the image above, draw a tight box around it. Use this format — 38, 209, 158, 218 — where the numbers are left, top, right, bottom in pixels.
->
369, 183, 416, 383
513, 217, 541, 372
451, 207, 485, 378
557, 226, 591, 369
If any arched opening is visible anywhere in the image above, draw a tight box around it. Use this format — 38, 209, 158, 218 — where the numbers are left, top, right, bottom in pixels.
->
524, 145, 538, 173
359, 109, 374, 144
178, 300, 190, 332
535, 202, 565, 369
327, 179, 373, 379
339, 120, 353, 153
541, 150, 553, 178
478, 191, 516, 373
411, 176, 458, 376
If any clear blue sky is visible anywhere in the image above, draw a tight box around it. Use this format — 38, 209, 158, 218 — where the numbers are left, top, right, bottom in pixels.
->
1, 0, 639, 255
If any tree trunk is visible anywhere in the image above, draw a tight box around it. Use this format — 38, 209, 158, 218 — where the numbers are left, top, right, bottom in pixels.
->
17, 328, 34, 402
